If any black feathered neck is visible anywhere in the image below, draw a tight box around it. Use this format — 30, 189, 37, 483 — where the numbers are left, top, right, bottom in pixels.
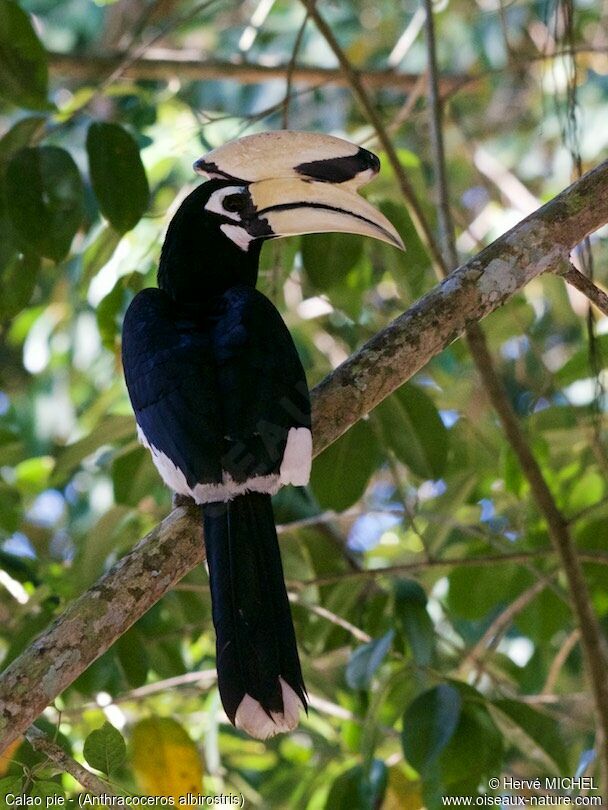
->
158, 180, 263, 303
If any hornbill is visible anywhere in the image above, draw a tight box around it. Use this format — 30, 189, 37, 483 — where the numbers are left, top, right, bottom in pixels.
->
121, 131, 404, 739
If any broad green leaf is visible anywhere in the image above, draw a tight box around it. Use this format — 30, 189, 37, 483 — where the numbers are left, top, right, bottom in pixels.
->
0, 776, 22, 803
0, 0, 49, 110
0, 251, 40, 320
378, 199, 430, 300
87, 122, 150, 233
447, 563, 522, 620
310, 419, 382, 511
438, 698, 504, 787
345, 629, 394, 690
301, 232, 364, 290
115, 628, 149, 688
402, 684, 462, 773
373, 383, 448, 479
51, 414, 135, 485
394, 579, 435, 667
492, 699, 569, 774
83, 721, 127, 774
112, 443, 158, 506
131, 717, 203, 799
325, 760, 387, 810
6, 146, 84, 261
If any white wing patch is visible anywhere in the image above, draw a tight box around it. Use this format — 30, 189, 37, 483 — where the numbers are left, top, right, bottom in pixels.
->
279, 427, 312, 486
136, 424, 280, 503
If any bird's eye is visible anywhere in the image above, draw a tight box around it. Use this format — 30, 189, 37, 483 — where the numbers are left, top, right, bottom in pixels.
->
223, 193, 247, 213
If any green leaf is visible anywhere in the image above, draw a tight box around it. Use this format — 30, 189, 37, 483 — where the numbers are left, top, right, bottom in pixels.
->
0, 776, 23, 805
83, 721, 126, 774
301, 232, 364, 291
0, 0, 50, 110
310, 419, 382, 511
6, 146, 85, 261
0, 115, 46, 169
378, 199, 430, 300
81, 224, 122, 288
115, 628, 149, 688
87, 122, 150, 233
30, 781, 65, 801
325, 760, 388, 810
394, 579, 435, 667
555, 334, 608, 386
0, 251, 40, 320
112, 443, 158, 506
402, 684, 462, 774
373, 383, 448, 479
51, 414, 135, 486
0, 482, 21, 532
492, 699, 569, 774
345, 629, 394, 690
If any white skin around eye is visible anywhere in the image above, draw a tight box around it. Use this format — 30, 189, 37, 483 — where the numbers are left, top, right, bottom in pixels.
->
204, 185, 247, 221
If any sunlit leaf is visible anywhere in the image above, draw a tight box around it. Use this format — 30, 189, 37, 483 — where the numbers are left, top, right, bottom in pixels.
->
83, 722, 127, 775
131, 717, 203, 801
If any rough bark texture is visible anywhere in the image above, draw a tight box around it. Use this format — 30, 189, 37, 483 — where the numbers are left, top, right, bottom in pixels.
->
0, 159, 607, 753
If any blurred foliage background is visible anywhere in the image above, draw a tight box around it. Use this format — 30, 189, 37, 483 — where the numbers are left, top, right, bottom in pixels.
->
0, 0, 607, 806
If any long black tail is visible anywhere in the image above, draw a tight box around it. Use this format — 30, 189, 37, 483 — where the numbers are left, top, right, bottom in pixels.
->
202, 492, 307, 739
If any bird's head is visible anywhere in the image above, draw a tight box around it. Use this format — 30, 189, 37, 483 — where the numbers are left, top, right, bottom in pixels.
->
159, 131, 404, 301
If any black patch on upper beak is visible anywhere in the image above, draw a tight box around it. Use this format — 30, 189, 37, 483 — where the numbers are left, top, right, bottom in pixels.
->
295, 147, 380, 184
193, 158, 240, 181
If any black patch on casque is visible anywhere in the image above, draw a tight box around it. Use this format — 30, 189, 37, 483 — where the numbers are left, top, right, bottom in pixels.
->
193, 158, 240, 182
295, 146, 380, 184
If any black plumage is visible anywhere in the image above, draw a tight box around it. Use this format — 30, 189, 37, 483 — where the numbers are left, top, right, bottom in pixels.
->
121, 131, 401, 738
122, 181, 310, 737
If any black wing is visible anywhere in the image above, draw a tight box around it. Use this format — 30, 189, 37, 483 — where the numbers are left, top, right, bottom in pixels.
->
212, 285, 311, 484
121, 285, 310, 489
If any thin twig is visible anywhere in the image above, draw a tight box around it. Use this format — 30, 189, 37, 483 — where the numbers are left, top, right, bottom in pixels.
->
25, 726, 117, 797
560, 263, 608, 318
543, 629, 581, 695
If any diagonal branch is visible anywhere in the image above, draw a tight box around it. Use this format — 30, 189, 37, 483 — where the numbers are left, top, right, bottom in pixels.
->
0, 160, 608, 754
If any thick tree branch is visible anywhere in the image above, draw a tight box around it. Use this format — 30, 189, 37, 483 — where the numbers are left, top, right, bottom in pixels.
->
0, 160, 608, 754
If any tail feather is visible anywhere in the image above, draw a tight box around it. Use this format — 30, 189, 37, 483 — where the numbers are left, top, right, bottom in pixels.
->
203, 492, 307, 739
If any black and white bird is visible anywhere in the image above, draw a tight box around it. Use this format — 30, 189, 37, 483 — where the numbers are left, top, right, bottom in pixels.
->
121, 131, 403, 739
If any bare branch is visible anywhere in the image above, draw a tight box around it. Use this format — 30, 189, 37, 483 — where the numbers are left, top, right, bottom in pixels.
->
48, 49, 459, 93
560, 263, 608, 318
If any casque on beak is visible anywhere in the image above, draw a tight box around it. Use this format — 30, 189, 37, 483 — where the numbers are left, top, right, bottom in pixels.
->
193, 131, 405, 251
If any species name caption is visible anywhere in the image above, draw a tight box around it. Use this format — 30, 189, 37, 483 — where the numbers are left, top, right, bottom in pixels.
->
3, 796, 245, 807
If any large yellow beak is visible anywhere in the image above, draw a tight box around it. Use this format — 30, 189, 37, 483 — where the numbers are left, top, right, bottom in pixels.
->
193, 131, 405, 251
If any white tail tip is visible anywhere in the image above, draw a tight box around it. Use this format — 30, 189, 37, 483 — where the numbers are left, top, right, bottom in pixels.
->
234, 678, 304, 740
